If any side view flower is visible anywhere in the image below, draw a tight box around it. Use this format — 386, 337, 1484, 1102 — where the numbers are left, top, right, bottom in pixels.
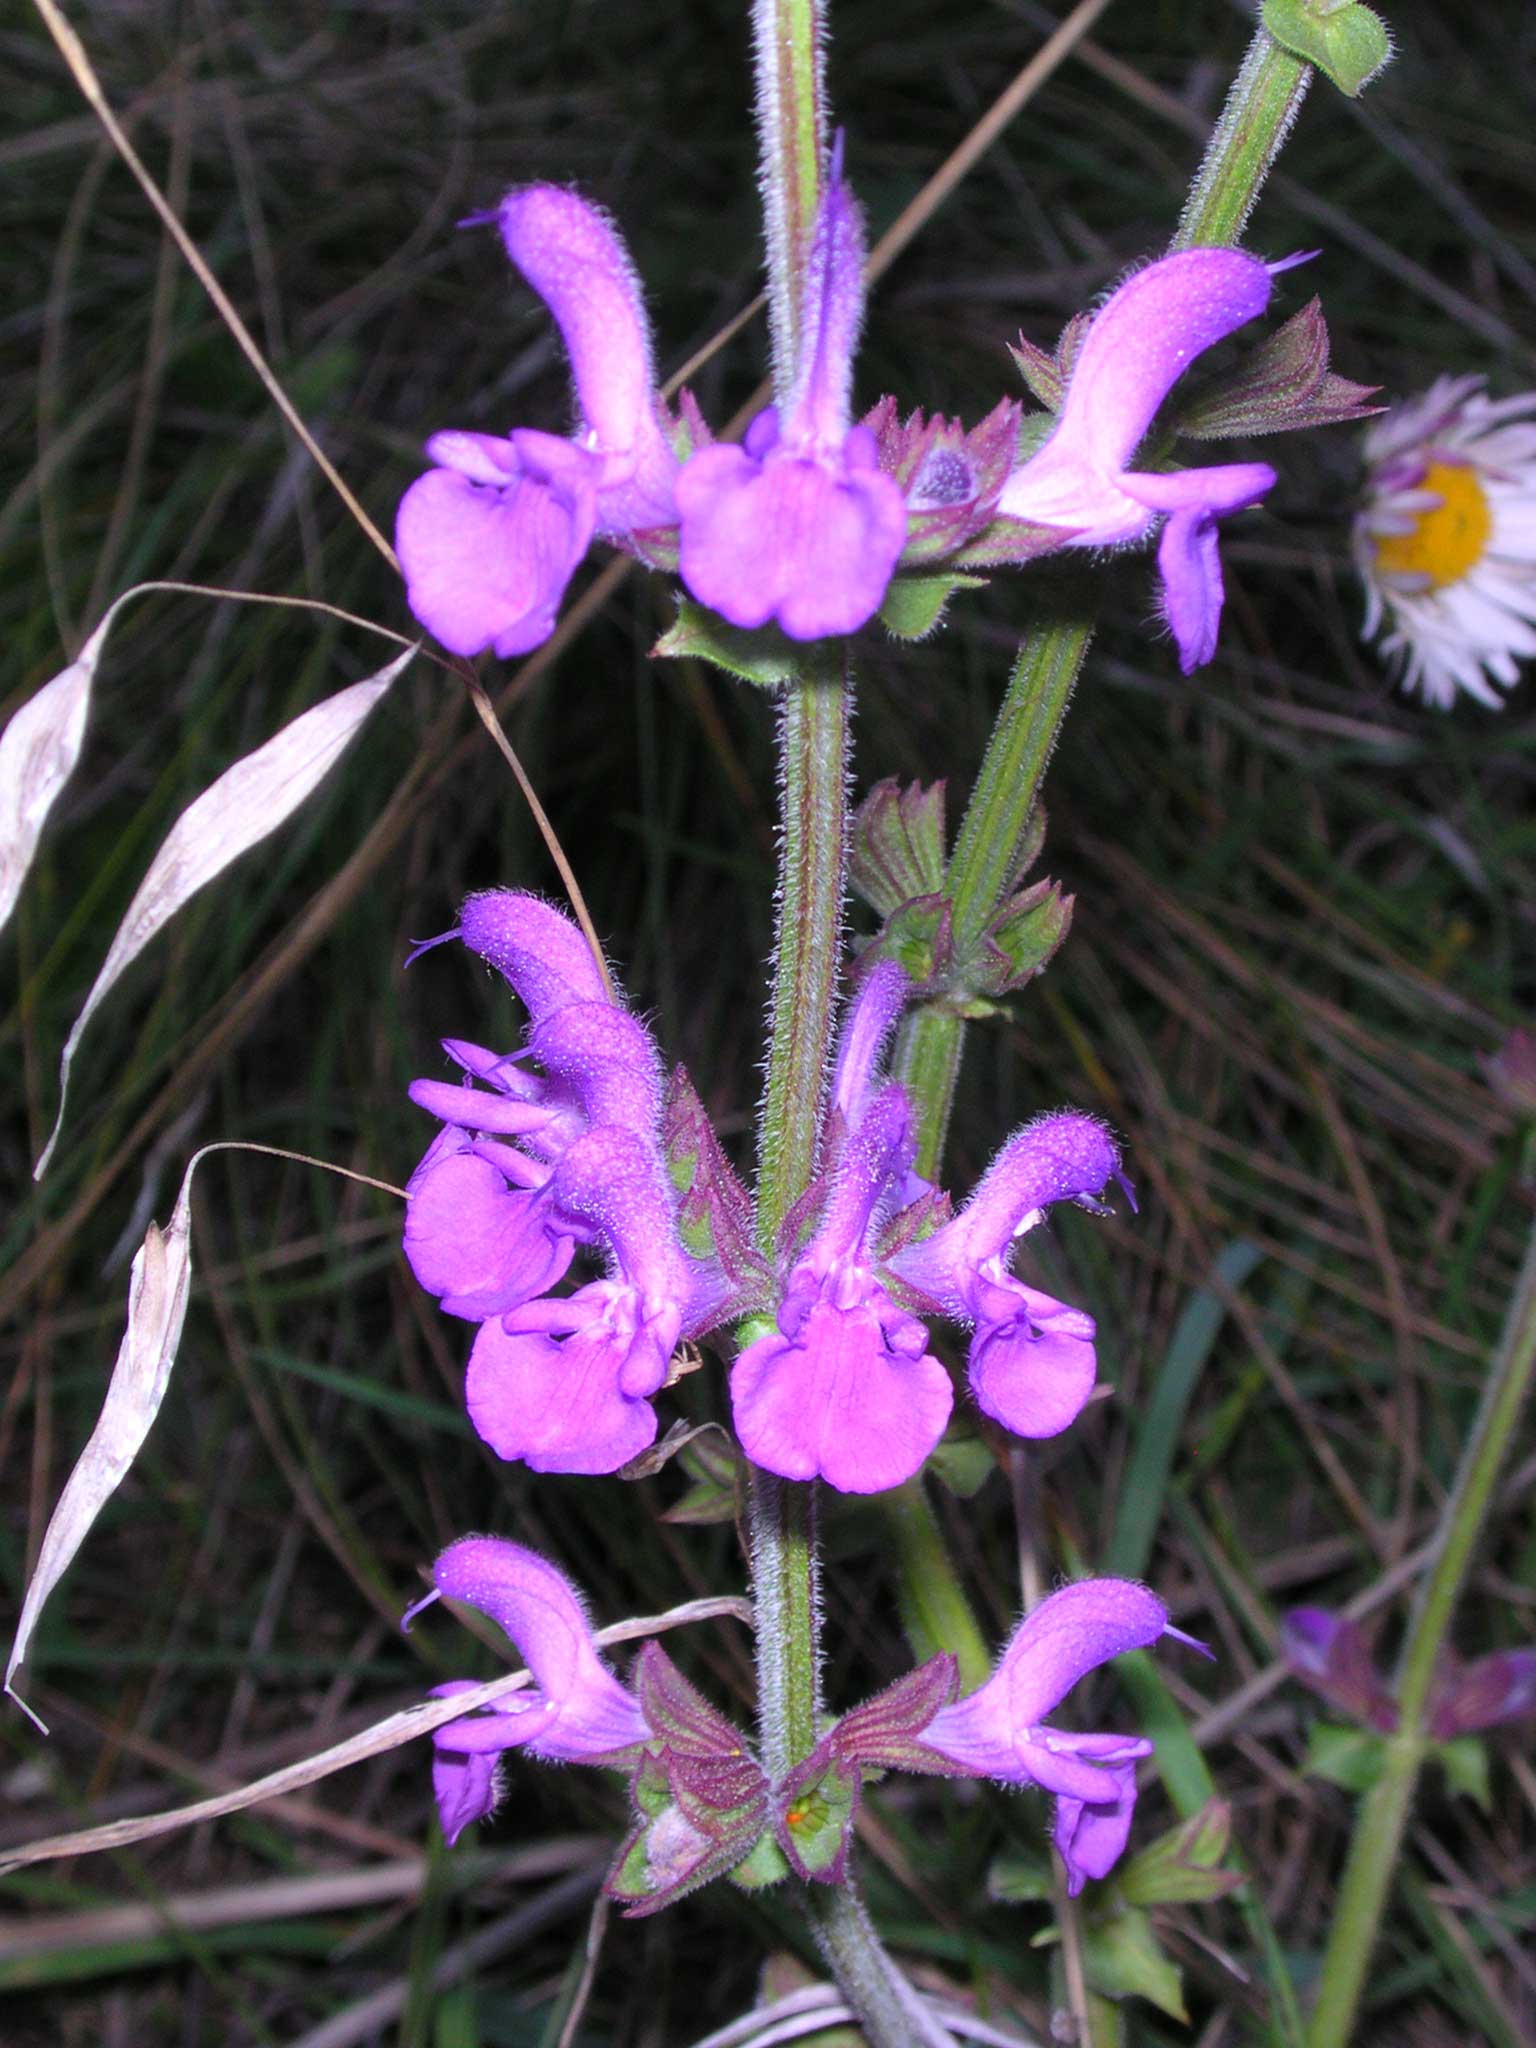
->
1354, 373, 1536, 707
396, 186, 684, 659
998, 249, 1294, 672
405, 888, 721, 1472
1283, 1606, 1536, 1741
404, 1536, 651, 1844
915, 1580, 1193, 1894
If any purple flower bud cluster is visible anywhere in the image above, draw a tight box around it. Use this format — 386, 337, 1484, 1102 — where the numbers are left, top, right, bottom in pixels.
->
406, 1533, 1199, 1898
396, 158, 1326, 673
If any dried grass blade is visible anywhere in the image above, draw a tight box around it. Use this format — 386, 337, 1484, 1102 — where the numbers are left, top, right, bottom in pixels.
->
0, 599, 125, 935
5, 1181, 193, 1729
35, 646, 414, 1178
0, 1594, 749, 1868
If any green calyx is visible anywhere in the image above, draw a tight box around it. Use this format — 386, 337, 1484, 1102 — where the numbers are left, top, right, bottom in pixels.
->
1262, 0, 1393, 97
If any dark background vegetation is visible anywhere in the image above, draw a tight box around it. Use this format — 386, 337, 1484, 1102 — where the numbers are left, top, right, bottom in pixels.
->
2, 0, 1534, 2041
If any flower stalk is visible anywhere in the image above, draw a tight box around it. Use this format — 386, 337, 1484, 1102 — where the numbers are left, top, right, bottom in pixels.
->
1173, 28, 1312, 252
1306, 1217, 1536, 2048
747, 5, 947, 2038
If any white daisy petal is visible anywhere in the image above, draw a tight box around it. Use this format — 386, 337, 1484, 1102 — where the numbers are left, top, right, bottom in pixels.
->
1356, 376, 1536, 708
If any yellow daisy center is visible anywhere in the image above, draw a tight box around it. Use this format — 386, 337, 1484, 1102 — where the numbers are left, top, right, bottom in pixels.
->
1374, 460, 1492, 588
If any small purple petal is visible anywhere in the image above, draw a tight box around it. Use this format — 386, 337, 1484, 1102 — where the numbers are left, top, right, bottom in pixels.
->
1281, 1607, 1396, 1729
1429, 1648, 1536, 1738
529, 1002, 662, 1132
396, 430, 599, 658
730, 1293, 953, 1494
1123, 462, 1275, 673
550, 1125, 689, 1307
403, 1133, 573, 1319
466, 1299, 665, 1474
890, 1111, 1119, 1312
433, 1748, 503, 1845
832, 961, 911, 1125
787, 163, 867, 447
1049, 1739, 1144, 1895
924, 1581, 1168, 1770
458, 891, 611, 1021
967, 1284, 1098, 1439
676, 442, 907, 639
1002, 251, 1276, 531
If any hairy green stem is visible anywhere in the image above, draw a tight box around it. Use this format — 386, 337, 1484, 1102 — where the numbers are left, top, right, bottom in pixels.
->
757, 658, 848, 1243
750, 0, 826, 395
805, 1886, 955, 2048
747, 1466, 821, 1775
745, 12, 949, 2036
1172, 28, 1311, 251
947, 616, 1092, 954
1307, 1219, 1536, 2048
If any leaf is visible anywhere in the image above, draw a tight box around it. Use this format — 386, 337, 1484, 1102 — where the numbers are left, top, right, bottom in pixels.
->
1262, 0, 1393, 95
988, 1851, 1053, 1904
849, 778, 948, 920
1434, 1736, 1492, 1813
877, 573, 986, 641
651, 598, 800, 689
661, 1430, 742, 1528
633, 1642, 753, 1759
1106, 1241, 1264, 1580
1082, 1906, 1187, 2022
35, 648, 412, 1178
926, 1428, 994, 1500
1118, 1798, 1245, 1906
774, 1752, 861, 1883
830, 1655, 960, 1771
1303, 1721, 1389, 1795
5, 1174, 195, 1729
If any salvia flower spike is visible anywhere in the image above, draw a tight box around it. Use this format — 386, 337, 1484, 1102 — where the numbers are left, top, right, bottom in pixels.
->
999, 249, 1300, 672
404, 1537, 651, 1845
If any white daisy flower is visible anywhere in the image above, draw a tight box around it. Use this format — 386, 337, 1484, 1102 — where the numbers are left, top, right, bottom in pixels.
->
1354, 373, 1536, 708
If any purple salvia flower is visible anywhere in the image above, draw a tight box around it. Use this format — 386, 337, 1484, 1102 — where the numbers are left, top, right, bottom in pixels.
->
404, 1536, 651, 1844
466, 1124, 694, 1473
677, 155, 907, 638
918, 1580, 1174, 1894
404, 892, 632, 1320
396, 187, 680, 658
999, 250, 1295, 673
1430, 1648, 1536, 1739
731, 1086, 954, 1493
890, 1112, 1122, 1440
1281, 1607, 1398, 1733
